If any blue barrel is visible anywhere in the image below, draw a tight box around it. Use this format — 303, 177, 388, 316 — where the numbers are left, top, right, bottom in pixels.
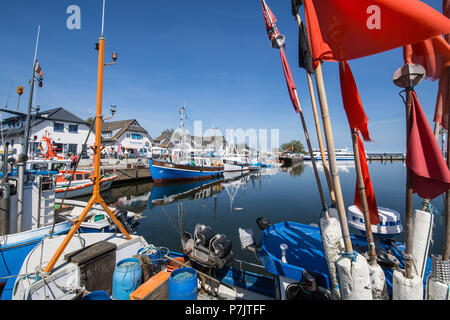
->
112, 258, 142, 300
81, 291, 111, 300
168, 267, 198, 300
138, 246, 161, 272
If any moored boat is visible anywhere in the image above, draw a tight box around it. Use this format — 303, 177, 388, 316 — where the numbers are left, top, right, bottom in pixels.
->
149, 159, 223, 183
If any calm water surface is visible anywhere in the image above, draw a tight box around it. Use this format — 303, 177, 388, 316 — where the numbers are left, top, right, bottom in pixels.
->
89, 161, 447, 265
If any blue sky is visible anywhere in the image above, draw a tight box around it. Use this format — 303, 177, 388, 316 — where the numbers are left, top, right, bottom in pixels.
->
0, 0, 445, 153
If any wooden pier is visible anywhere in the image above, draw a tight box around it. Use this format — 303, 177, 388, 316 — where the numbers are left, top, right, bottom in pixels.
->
367, 153, 406, 162
80, 162, 152, 185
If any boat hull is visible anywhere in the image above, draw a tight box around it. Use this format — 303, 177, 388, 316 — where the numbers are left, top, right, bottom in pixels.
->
222, 159, 250, 172
150, 159, 223, 183
55, 176, 116, 198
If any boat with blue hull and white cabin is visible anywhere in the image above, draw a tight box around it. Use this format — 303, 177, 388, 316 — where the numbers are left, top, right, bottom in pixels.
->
303, 148, 355, 161
149, 159, 223, 183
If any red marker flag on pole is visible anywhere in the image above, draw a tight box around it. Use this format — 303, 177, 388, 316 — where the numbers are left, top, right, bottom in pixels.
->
339, 61, 379, 224
407, 91, 450, 199
260, 0, 300, 113
303, 0, 450, 68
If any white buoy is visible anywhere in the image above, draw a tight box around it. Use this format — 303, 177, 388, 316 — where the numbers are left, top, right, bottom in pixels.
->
320, 213, 344, 300
411, 209, 433, 278
369, 263, 387, 300
427, 277, 450, 300
392, 269, 423, 300
336, 252, 373, 300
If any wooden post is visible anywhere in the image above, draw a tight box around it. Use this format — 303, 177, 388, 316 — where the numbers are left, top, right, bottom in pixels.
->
294, 13, 336, 206
314, 62, 353, 253
404, 89, 414, 278
351, 128, 377, 265
292, 85, 329, 215
443, 67, 450, 261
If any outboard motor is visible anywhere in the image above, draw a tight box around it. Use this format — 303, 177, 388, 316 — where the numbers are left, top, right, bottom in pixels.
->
111, 209, 139, 234
285, 271, 332, 300
181, 224, 233, 269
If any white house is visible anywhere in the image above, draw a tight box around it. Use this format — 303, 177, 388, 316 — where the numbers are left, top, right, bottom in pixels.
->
0, 107, 94, 158
101, 119, 152, 158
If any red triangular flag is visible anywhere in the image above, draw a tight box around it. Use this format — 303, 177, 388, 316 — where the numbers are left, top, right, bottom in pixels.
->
280, 48, 300, 113
338, 61, 379, 224
303, 0, 450, 68
260, 0, 300, 113
339, 61, 371, 142
354, 133, 380, 225
407, 91, 450, 199
261, 0, 278, 41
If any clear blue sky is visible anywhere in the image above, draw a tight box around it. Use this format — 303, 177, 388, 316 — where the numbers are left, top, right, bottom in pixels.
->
0, 0, 445, 152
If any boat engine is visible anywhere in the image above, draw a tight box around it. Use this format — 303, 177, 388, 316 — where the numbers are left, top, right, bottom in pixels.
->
110, 209, 139, 234
181, 224, 233, 269
285, 271, 332, 300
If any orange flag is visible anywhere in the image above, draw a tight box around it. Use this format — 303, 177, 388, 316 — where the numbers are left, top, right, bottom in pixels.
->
303, 0, 450, 68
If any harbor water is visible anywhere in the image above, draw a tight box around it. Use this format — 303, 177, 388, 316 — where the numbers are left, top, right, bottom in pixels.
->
79, 161, 447, 265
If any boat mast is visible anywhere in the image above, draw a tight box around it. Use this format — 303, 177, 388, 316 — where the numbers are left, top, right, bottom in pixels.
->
44, 0, 131, 274
179, 104, 185, 161
16, 25, 40, 233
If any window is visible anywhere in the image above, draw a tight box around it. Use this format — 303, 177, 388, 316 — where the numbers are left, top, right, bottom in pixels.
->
75, 174, 83, 180
54, 122, 64, 132
131, 134, 142, 140
103, 131, 112, 138
68, 144, 77, 155
68, 124, 78, 133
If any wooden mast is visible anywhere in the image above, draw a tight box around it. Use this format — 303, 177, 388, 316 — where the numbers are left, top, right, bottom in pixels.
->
44, 0, 131, 274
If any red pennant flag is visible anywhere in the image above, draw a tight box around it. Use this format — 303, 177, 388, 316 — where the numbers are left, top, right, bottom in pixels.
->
338, 61, 379, 224
354, 134, 380, 225
280, 48, 300, 113
339, 61, 371, 142
407, 91, 450, 199
261, 0, 278, 40
434, 70, 449, 130
260, 0, 300, 113
303, 0, 450, 68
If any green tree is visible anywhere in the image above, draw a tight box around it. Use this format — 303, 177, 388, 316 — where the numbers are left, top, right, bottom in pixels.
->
281, 140, 306, 154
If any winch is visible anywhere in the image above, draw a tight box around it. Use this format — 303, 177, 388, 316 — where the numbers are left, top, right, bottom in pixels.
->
181, 224, 233, 269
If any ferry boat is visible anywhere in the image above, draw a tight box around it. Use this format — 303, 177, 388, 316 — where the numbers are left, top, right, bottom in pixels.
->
303, 148, 355, 161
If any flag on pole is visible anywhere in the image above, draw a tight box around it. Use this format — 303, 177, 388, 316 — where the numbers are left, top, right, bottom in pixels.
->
407, 91, 450, 199
303, 0, 450, 68
260, 0, 300, 113
339, 61, 379, 224
339, 61, 371, 142
35, 61, 43, 80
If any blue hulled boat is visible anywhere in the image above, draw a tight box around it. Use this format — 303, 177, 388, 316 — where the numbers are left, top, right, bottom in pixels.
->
149, 159, 223, 183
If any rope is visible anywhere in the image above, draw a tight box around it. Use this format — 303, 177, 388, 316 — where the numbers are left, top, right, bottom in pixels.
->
423, 201, 440, 216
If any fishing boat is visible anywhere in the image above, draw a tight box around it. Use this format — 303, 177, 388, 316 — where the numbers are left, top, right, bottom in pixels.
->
149, 106, 223, 183
54, 169, 118, 198
221, 156, 251, 172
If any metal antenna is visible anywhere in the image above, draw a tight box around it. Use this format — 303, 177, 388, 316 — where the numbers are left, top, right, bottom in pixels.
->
101, 0, 106, 35
5, 80, 12, 108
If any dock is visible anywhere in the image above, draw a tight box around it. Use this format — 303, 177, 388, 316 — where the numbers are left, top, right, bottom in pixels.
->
367, 153, 406, 162
79, 158, 152, 185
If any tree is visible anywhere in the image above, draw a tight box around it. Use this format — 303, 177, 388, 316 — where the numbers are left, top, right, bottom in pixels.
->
161, 128, 174, 139
86, 116, 94, 125
281, 140, 306, 154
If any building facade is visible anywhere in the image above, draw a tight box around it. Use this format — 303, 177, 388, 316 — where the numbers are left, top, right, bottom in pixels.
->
101, 119, 152, 158
0, 107, 94, 158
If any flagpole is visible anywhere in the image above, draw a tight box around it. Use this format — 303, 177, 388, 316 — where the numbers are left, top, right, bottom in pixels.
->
261, 0, 329, 216
351, 128, 377, 265
313, 62, 353, 253
443, 66, 450, 261
294, 13, 336, 205
404, 88, 415, 279
44, 0, 131, 274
